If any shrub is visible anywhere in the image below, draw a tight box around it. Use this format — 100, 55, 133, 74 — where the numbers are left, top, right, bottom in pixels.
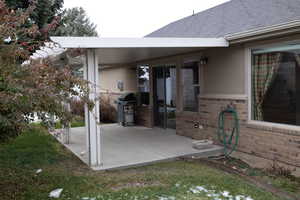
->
70, 99, 85, 117
100, 94, 117, 123
0, 1, 91, 141
54, 115, 85, 129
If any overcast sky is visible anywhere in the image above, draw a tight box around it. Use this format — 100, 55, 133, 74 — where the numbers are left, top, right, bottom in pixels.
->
64, 0, 229, 37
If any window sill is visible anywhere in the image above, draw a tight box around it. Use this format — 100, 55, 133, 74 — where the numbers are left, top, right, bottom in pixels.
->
246, 120, 300, 136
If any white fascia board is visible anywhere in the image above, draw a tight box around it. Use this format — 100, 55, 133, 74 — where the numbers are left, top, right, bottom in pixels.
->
50, 37, 229, 49
225, 20, 300, 41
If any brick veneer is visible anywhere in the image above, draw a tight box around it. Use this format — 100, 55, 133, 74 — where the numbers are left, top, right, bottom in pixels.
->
176, 96, 300, 168
176, 112, 202, 139
136, 106, 153, 128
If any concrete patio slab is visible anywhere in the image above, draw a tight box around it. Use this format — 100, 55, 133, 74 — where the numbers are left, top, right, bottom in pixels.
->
54, 124, 223, 170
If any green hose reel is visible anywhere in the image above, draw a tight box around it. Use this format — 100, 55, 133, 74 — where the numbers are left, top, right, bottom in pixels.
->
217, 106, 240, 157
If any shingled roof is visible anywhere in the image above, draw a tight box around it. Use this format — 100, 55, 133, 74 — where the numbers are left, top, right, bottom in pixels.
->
146, 0, 300, 38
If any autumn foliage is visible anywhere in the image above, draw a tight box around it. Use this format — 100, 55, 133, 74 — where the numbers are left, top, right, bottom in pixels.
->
0, 1, 90, 141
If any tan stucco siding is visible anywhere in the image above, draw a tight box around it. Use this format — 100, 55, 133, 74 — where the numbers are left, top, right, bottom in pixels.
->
202, 46, 245, 95
99, 66, 137, 93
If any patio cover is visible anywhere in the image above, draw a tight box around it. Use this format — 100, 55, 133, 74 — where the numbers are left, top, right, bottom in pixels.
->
50, 36, 229, 167
50, 37, 229, 64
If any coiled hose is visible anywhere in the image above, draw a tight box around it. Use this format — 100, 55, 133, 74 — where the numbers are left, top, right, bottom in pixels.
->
217, 106, 240, 157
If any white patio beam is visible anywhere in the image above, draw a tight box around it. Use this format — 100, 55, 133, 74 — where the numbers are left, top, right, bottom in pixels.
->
84, 49, 102, 167
51, 37, 229, 48
51, 37, 229, 65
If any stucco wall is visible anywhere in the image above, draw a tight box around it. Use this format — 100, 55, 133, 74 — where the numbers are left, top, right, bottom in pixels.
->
99, 66, 137, 93
202, 46, 245, 95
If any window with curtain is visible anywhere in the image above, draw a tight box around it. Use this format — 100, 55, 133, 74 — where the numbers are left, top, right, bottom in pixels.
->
137, 65, 150, 105
182, 61, 200, 112
251, 43, 300, 125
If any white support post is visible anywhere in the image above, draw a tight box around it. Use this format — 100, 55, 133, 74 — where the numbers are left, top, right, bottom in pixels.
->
63, 103, 71, 144
84, 49, 102, 167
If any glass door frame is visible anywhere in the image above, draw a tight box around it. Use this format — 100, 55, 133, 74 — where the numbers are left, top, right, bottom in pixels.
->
153, 66, 166, 128
152, 64, 177, 129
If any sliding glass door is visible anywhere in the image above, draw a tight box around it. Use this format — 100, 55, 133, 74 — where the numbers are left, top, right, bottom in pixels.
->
153, 65, 176, 129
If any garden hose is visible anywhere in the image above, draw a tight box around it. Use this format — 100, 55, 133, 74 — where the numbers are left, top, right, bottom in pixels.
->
217, 106, 240, 157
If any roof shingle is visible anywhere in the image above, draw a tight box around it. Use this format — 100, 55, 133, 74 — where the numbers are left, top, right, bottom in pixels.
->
146, 0, 300, 38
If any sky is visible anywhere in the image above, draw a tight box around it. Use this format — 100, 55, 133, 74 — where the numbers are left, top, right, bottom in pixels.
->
63, 0, 230, 38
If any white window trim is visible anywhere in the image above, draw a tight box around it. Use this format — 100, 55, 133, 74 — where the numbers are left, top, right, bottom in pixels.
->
246, 41, 300, 131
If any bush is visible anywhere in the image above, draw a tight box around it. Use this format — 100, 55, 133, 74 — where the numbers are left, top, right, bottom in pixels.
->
70, 99, 85, 117
68, 95, 117, 125
100, 94, 117, 123
54, 115, 85, 129
0, 1, 90, 142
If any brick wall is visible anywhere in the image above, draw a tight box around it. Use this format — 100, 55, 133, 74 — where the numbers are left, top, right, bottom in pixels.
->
136, 106, 153, 128
176, 96, 300, 169
176, 112, 202, 139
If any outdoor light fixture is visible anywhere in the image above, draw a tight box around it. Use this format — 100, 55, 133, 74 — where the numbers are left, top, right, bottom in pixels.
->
200, 57, 208, 65
117, 80, 124, 91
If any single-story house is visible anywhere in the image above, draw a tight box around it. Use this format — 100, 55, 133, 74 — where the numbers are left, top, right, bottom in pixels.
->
51, 0, 300, 173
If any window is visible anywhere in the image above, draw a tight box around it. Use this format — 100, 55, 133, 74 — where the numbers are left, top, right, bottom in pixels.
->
182, 61, 200, 112
251, 43, 300, 125
137, 65, 150, 105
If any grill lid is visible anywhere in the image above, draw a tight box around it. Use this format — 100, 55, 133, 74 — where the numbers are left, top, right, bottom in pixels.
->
118, 93, 136, 101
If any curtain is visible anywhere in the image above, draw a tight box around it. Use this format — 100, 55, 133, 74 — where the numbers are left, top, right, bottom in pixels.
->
252, 53, 282, 120
295, 53, 300, 67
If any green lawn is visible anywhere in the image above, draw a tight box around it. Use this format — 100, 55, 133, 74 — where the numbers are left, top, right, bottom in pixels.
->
0, 127, 284, 200
54, 116, 85, 129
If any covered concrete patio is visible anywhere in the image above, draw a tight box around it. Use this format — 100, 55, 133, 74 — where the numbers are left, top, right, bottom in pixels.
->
55, 124, 223, 170
51, 36, 228, 169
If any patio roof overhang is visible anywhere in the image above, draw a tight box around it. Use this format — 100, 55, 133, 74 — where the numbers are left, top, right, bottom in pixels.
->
50, 37, 229, 64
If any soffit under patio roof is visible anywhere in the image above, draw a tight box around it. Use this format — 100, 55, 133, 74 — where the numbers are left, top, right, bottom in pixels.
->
50, 37, 229, 64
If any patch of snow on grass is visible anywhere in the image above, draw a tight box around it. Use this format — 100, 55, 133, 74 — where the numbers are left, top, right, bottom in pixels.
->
49, 188, 63, 198
187, 185, 254, 200
81, 197, 96, 200
158, 196, 176, 200
222, 191, 230, 197
190, 186, 208, 193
